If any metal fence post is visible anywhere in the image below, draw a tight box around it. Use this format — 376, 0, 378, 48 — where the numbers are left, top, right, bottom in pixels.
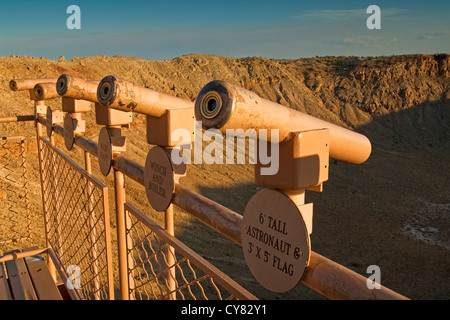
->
114, 169, 129, 300
165, 203, 176, 300
35, 100, 57, 281
84, 151, 101, 299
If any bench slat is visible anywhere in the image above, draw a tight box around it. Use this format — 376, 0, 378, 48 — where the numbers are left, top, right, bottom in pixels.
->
0, 263, 12, 300
4, 251, 38, 300
24, 255, 62, 300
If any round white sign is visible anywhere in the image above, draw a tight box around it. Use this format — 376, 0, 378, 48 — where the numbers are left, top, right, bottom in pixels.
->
241, 188, 311, 293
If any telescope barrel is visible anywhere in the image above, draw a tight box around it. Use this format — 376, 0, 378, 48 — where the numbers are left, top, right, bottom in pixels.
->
34, 82, 60, 100
195, 80, 371, 165
10, 78, 58, 91
57, 74, 100, 103
97, 75, 194, 117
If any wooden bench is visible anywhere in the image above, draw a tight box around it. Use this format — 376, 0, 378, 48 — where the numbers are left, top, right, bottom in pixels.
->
0, 248, 63, 300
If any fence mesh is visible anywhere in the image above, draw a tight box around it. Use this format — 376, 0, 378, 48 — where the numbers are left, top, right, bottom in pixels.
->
0, 136, 32, 245
39, 137, 113, 300
125, 203, 257, 300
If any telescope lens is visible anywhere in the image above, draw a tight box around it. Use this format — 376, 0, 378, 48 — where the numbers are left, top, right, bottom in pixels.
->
58, 79, 65, 90
207, 99, 217, 113
10, 81, 17, 90
200, 92, 222, 119
100, 82, 111, 100
56, 75, 69, 95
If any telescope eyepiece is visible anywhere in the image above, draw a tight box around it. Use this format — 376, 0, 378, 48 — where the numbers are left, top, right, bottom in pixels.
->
56, 74, 69, 95
200, 91, 222, 119
97, 75, 117, 105
100, 82, 111, 100
9, 80, 18, 91
34, 86, 43, 99
195, 80, 235, 129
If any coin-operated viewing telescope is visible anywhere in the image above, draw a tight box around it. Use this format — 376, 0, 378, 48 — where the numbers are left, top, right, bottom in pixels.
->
34, 82, 61, 100
97, 75, 195, 213
195, 80, 372, 293
97, 75, 195, 148
56, 74, 134, 175
195, 80, 371, 165
33, 80, 70, 140
56, 74, 100, 103
32, 81, 65, 138
10, 78, 59, 93
54, 74, 100, 151
10, 78, 60, 129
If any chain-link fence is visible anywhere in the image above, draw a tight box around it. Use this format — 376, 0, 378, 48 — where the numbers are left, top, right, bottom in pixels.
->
125, 203, 256, 300
0, 136, 32, 245
39, 137, 114, 300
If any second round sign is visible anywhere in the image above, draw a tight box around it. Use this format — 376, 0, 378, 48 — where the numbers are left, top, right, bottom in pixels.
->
46, 107, 53, 138
98, 127, 113, 176
144, 146, 175, 212
64, 113, 75, 151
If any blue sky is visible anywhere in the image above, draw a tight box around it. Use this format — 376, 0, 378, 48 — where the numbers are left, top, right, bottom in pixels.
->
0, 0, 449, 60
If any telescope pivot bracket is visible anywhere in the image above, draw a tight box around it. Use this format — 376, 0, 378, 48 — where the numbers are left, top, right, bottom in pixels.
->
32, 88, 49, 127
45, 107, 63, 139
62, 98, 90, 151
34, 100, 47, 127
98, 126, 127, 177
95, 100, 132, 176
255, 128, 330, 191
